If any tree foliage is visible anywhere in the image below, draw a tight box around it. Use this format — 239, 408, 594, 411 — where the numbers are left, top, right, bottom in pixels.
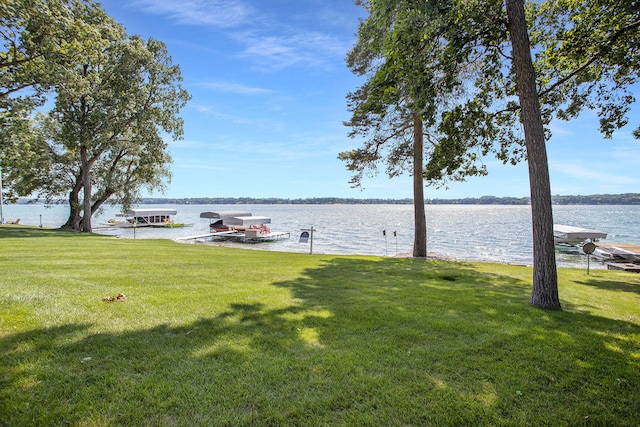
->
342, 0, 638, 308
531, 0, 640, 139
341, 0, 474, 257
1, 0, 94, 164
0, 0, 190, 231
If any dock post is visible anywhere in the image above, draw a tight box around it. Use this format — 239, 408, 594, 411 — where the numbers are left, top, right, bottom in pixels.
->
383, 229, 387, 256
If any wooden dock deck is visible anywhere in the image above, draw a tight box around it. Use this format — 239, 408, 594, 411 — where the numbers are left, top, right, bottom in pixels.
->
176, 231, 237, 242
594, 243, 640, 272
595, 242, 640, 253
177, 230, 290, 243
607, 263, 640, 272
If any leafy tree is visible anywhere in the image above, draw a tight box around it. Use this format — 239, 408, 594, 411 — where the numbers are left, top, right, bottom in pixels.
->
346, 0, 638, 309
531, 0, 640, 139
1, 0, 111, 202
1, 0, 190, 231
1, 0, 84, 182
52, 34, 189, 232
426, 0, 638, 309
1, 0, 64, 102
341, 1, 466, 257
505, 0, 559, 308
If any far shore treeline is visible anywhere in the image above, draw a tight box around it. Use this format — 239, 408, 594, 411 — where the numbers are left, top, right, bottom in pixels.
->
15, 193, 640, 206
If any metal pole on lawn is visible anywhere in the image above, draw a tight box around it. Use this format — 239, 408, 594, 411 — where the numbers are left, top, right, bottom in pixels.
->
583, 242, 596, 276
383, 229, 387, 256
394, 230, 397, 255
300, 227, 315, 254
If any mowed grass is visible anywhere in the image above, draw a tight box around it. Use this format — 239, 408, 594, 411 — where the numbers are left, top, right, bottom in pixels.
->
1, 225, 639, 426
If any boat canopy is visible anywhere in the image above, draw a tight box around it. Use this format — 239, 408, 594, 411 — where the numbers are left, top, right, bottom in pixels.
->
223, 216, 271, 226
553, 224, 607, 240
199, 211, 252, 219
117, 208, 177, 217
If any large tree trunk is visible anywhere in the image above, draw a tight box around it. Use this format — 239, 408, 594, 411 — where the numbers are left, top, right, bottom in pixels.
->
62, 200, 82, 230
413, 114, 427, 258
506, 0, 560, 310
61, 176, 83, 230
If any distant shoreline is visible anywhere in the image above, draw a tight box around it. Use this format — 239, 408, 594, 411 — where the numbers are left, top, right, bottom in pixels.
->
16, 193, 640, 205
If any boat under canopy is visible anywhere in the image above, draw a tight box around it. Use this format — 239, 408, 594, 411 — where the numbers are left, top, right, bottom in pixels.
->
554, 224, 607, 246
223, 216, 271, 227
200, 211, 271, 231
110, 208, 179, 227
199, 211, 252, 219
190, 211, 287, 242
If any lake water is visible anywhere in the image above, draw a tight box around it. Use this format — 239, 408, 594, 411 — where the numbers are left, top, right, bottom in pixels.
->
3, 203, 639, 269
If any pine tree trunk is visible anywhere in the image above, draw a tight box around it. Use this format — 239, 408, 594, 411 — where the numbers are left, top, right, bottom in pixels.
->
506, 0, 560, 309
413, 114, 427, 258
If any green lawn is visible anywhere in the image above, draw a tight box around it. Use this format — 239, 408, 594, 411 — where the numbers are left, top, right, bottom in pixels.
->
1, 225, 639, 426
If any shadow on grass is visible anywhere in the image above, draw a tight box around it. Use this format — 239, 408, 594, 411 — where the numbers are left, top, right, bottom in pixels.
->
575, 276, 640, 296
1, 257, 639, 426
0, 225, 91, 239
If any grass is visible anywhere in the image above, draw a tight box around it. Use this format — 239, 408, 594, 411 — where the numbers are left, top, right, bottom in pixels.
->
1, 225, 639, 426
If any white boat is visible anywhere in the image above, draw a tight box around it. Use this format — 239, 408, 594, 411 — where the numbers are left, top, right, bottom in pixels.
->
106, 208, 185, 228
553, 224, 607, 246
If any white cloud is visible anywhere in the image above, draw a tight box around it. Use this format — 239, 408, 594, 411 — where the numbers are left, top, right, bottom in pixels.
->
232, 30, 348, 71
130, 0, 351, 71
551, 162, 640, 186
198, 80, 273, 95
188, 103, 252, 124
131, 0, 253, 28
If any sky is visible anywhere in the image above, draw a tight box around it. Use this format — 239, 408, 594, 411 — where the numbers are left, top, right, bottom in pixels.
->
98, 0, 640, 200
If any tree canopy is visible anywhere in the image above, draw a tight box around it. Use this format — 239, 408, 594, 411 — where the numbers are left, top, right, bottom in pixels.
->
341, 0, 639, 309
1, 0, 190, 231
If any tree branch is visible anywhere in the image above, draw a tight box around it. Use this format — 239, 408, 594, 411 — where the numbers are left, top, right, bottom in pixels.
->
539, 18, 640, 98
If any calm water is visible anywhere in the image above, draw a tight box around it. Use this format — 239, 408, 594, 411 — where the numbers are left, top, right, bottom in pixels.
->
3, 203, 639, 269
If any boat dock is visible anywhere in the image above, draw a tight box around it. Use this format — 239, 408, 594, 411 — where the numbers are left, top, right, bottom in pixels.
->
177, 230, 290, 243
607, 262, 640, 272
592, 242, 640, 272
554, 224, 607, 246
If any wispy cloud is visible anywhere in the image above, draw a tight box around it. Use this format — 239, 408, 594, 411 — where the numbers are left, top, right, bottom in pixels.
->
131, 0, 253, 28
233, 30, 348, 71
167, 138, 207, 150
551, 162, 640, 186
129, 0, 352, 71
198, 80, 273, 95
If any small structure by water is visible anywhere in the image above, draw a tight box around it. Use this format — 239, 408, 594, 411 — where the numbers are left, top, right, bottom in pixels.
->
553, 224, 607, 246
105, 208, 185, 228
177, 211, 290, 243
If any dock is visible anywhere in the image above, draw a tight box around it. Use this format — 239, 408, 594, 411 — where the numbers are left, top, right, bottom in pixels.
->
594, 242, 640, 272
607, 263, 640, 272
177, 230, 290, 243
554, 224, 607, 246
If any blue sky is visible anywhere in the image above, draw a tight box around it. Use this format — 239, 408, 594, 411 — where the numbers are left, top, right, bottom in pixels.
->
99, 0, 640, 200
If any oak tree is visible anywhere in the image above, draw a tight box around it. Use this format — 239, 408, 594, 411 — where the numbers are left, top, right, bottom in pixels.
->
1, 0, 190, 232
